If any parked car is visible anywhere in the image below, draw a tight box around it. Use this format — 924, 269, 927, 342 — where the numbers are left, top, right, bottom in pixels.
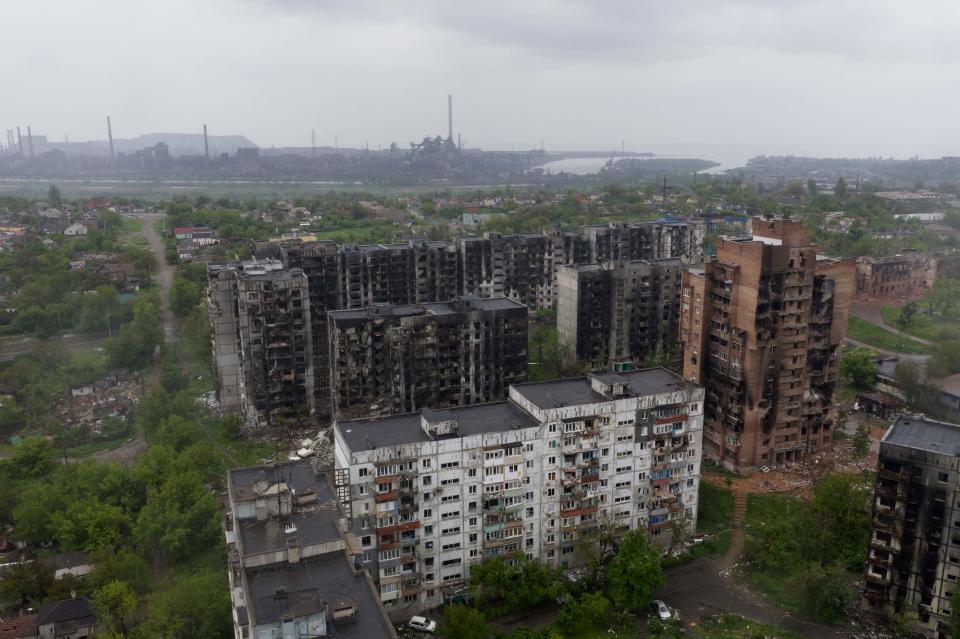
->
650, 600, 672, 621
408, 616, 438, 633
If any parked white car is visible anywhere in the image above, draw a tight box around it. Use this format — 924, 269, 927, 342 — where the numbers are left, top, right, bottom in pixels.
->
408, 616, 438, 633
650, 600, 672, 620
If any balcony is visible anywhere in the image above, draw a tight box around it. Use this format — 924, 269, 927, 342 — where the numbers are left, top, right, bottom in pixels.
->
375, 490, 398, 504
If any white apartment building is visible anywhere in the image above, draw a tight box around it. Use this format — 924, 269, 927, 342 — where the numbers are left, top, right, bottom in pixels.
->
333, 368, 704, 615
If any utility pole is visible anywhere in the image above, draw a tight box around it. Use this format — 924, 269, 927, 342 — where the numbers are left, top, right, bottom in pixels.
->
107, 116, 115, 168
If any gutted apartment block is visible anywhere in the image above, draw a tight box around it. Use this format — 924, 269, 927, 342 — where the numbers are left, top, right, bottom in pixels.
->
557, 258, 684, 370
211, 221, 705, 428
856, 251, 936, 300
333, 368, 703, 615
865, 415, 960, 638
328, 296, 528, 419
678, 217, 854, 472
224, 460, 395, 639
209, 259, 317, 429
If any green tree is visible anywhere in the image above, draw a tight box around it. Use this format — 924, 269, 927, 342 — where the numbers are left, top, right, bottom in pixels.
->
10, 436, 55, 478
105, 298, 163, 369
898, 301, 918, 329
555, 592, 610, 635
835, 177, 848, 198
54, 500, 130, 552
170, 277, 203, 318
952, 588, 960, 639
136, 571, 231, 639
921, 278, 960, 317
439, 605, 492, 639
806, 179, 818, 196
94, 580, 137, 638
89, 548, 152, 595
0, 559, 53, 606
808, 474, 871, 570
134, 471, 220, 559
47, 184, 62, 207
840, 348, 876, 389
800, 563, 855, 623
851, 421, 870, 459
607, 529, 664, 613
895, 360, 939, 411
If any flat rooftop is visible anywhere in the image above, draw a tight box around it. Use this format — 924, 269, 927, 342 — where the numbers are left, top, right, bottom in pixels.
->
337, 401, 539, 453
229, 460, 325, 502
884, 415, 960, 456
245, 553, 393, 638
230, 461, 343, 555
336, 369, 689, 452
513, 368, 689, 410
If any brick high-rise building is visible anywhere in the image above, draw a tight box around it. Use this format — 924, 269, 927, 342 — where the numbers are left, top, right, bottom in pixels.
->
556, 258, 684, 370
678, 218, 854, 472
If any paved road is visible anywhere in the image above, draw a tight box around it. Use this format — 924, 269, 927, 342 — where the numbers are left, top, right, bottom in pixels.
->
0, 332, 110, 362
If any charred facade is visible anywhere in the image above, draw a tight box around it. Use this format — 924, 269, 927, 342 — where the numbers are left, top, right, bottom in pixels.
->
678, 218, 855, 472
328, 297, 528, 419
556, 258, 684, 370
210, 221, 704, 428
865, 415, 960, 638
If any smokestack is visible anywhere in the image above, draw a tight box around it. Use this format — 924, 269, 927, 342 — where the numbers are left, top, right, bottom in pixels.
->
5, 130, 13, 153
311, 129, 316, 158
106, 117, 115, 167
26, 126, 34, 157
447, 94, 453, 141
16, 127, 23, 155
203, 124, 209, 161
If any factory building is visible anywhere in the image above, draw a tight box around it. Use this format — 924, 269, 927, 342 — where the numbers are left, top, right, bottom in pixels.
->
865, 415, 960, 638
678, 218, 855, 472
328, 296, 528, 419
333, 368, 703, 615
556, 258, 684, 370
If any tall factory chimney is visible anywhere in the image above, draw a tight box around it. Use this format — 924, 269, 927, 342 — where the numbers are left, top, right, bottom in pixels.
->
16, 127, 23, 155
26, 126, 34, 157
203, 124, 210, 160
5, 130, 14, 153
311, 129, 316, 158
106, 116, 115, 167
447, 94, 453, 142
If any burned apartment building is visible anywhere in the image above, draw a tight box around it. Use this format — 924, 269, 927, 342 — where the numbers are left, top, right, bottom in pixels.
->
678, 218, 855, 472
328, 296, 527, 419
224, 459, 396, 639
865, 415, 960, 638
556, 258, 684, 370
333, 368, 703, 615
210, 221, 704, 428
856, 251, 936, 300
209, 259, 316, 428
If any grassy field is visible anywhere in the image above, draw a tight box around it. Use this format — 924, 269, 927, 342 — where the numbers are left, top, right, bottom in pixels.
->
846, 316, 930, 354
879, 305, 960, 342
694, 614, 803, 639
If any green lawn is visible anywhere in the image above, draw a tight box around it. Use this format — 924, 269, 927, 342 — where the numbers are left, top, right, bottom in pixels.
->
846, 316, 930, 354
743, 493, 808, 614
880, 305, 960, 342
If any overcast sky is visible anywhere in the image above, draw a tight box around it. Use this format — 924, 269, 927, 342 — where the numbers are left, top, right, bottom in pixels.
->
4, 0, 959, 163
